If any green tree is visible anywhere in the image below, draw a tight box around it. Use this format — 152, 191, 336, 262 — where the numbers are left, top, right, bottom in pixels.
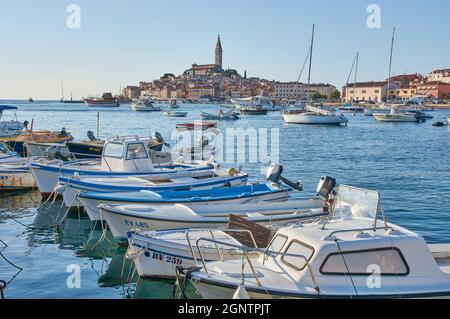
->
329, 90, 341, 101
162, 73, 175, 79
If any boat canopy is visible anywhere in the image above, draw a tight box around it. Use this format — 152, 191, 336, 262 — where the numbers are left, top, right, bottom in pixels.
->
0, 105, 18, 114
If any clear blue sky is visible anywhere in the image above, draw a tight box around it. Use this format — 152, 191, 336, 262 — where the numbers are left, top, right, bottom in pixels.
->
0, 0, 449, 99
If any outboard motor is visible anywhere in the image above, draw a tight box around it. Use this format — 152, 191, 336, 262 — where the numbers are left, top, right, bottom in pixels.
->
414, 112, 426, 123
316, 176, 337, 199
152, 131, 165, 145
45, 145, 70, 161
87, 130, 98, 141
266, 164, 303, 191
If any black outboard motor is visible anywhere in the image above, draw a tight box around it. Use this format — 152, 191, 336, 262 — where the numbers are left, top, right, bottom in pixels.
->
87, 130, 98, 141
152, 131, 165, 145
414, 112, 426, 123
266, 164, 303, 191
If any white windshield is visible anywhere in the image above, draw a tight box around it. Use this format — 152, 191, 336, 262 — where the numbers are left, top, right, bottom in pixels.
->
331, 185, 380, 220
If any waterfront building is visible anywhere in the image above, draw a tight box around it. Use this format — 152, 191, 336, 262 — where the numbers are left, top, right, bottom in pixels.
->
342, 81, 399, 102
122, 86, 140, 99
415, 81, 450, 99
427, 69, 450, 84
273, 82, 336, 100
188, 85, 215, 99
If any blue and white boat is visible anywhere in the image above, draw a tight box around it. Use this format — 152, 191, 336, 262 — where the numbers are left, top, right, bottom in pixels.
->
77, 182, 291, 221
0, 105, 25, 138
30, 136, 216, 196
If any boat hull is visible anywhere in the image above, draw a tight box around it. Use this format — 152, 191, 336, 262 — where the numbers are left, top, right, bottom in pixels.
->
0, 168, 36, 190
65, 142, 103, 159
100, 206, 320, 243
30, 161, 213, 195
373, 114, 418, 122
78, 187, 289, 222
131, 105, 161, 112
282, 113, 348, 125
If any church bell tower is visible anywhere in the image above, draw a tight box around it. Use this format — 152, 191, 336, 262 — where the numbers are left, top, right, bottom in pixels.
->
215, 34, 223, 68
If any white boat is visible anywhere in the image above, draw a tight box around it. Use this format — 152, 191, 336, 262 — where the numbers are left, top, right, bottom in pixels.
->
99, 199, 326, 244
126, 203, 325, 279
282, 105, 349, 125
0, 144, 28, 166
188, 180, 450, 299
373, 108, 425, 123
0, 164, 36, 191
30, 136, 214, 196
231, 95, 280, 112
163, 111, 187, 118
200, 110, 239, 121
131, 98, 161, 112
77, 182, 292, 222
0, 105, 25, 138
58, 168, 248, 209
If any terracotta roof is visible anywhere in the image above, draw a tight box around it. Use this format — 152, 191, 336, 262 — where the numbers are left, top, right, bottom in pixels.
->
417, 81, 450, 86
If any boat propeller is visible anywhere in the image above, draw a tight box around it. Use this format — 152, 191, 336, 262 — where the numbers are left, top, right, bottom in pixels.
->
266, 164, 303, 191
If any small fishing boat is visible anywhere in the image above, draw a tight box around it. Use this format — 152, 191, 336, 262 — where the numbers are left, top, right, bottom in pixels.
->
187, 179, 450, 299
126, 206, 326, 278
28, 97, 34, 103
99, 198, 325, 244
30, 136, 214, 196
0, 143, 27, 165
200, 110, 240, 121
59, 168, 248, 208
84, 93, 120, 107
78, 182, 292, 222
282, 105, 349, 125
176, 122, 217, 131
0, 105, 26, 138
239, 106, 268, 116
338, 105, 364, 113
163, 111, 188, 118
2, 128, 73, 156
231, 95, 280, 112
24, 142, 71, 158
131, 98, 161, 112
373, 108, 426, 123
65, 140, 104, 159
0, 164, 36, 191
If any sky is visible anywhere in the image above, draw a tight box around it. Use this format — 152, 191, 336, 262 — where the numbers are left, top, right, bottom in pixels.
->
0, 0, 449, 99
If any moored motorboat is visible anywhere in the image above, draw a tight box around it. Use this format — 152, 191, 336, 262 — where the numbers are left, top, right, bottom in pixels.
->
163, 111, 188, 118
176, 122, 217, 131
373, 108, 426, 123
0, 164, 36, 191
188, 179, 450, 299
99, 199, 326, 244
239, 106, 268, 116
58, 168, 248, 208
126, 207, 326, 278
84, 93, 120, 107
282, 105, 348, 125
131, 98, 161, 112
0, 105, 26, 138
30, 136, 214, 196
200, 110, 239, 121
77, 182, 293, 222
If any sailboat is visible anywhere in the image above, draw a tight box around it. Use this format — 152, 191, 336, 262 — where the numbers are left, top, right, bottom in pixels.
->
373, 28, 426, 123
60, 82, 84, 104
282, 25, 348, 125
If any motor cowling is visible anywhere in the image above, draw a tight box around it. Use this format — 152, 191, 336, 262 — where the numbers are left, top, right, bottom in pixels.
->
266, 164, 303, 191
316, 176, 336, 198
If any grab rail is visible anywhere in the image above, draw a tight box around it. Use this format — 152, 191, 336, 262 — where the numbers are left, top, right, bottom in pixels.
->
186, 228, 258, 266
194, 237, 320, 292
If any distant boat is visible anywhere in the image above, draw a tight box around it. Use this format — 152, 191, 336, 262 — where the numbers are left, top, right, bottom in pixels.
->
373, 108, 426, 123
339, 105, 364, 113
176, 121, 217, 131
240, 105, 268, 115
61, 94, 84, 104
200, 109, 240, 121
231, 95, 280, 111
28, 97, 34, 103
131, 98, 161, 112
163, 111, 188, 118
84, 93, 120, 107
170, 99, 180, 109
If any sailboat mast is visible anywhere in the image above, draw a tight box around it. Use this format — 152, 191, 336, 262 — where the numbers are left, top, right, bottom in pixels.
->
306, 24, 315, 100
352, 52, 359, 102
61, 81, 64, 101
387, 27, 396, 103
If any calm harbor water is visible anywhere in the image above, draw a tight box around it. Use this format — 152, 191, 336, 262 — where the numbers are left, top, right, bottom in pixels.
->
1, 100, 450, 299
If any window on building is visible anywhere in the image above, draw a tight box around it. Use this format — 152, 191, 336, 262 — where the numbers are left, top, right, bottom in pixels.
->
375, 90, 380, 93
320, 248, 409, 276
361, 90, 366, 94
